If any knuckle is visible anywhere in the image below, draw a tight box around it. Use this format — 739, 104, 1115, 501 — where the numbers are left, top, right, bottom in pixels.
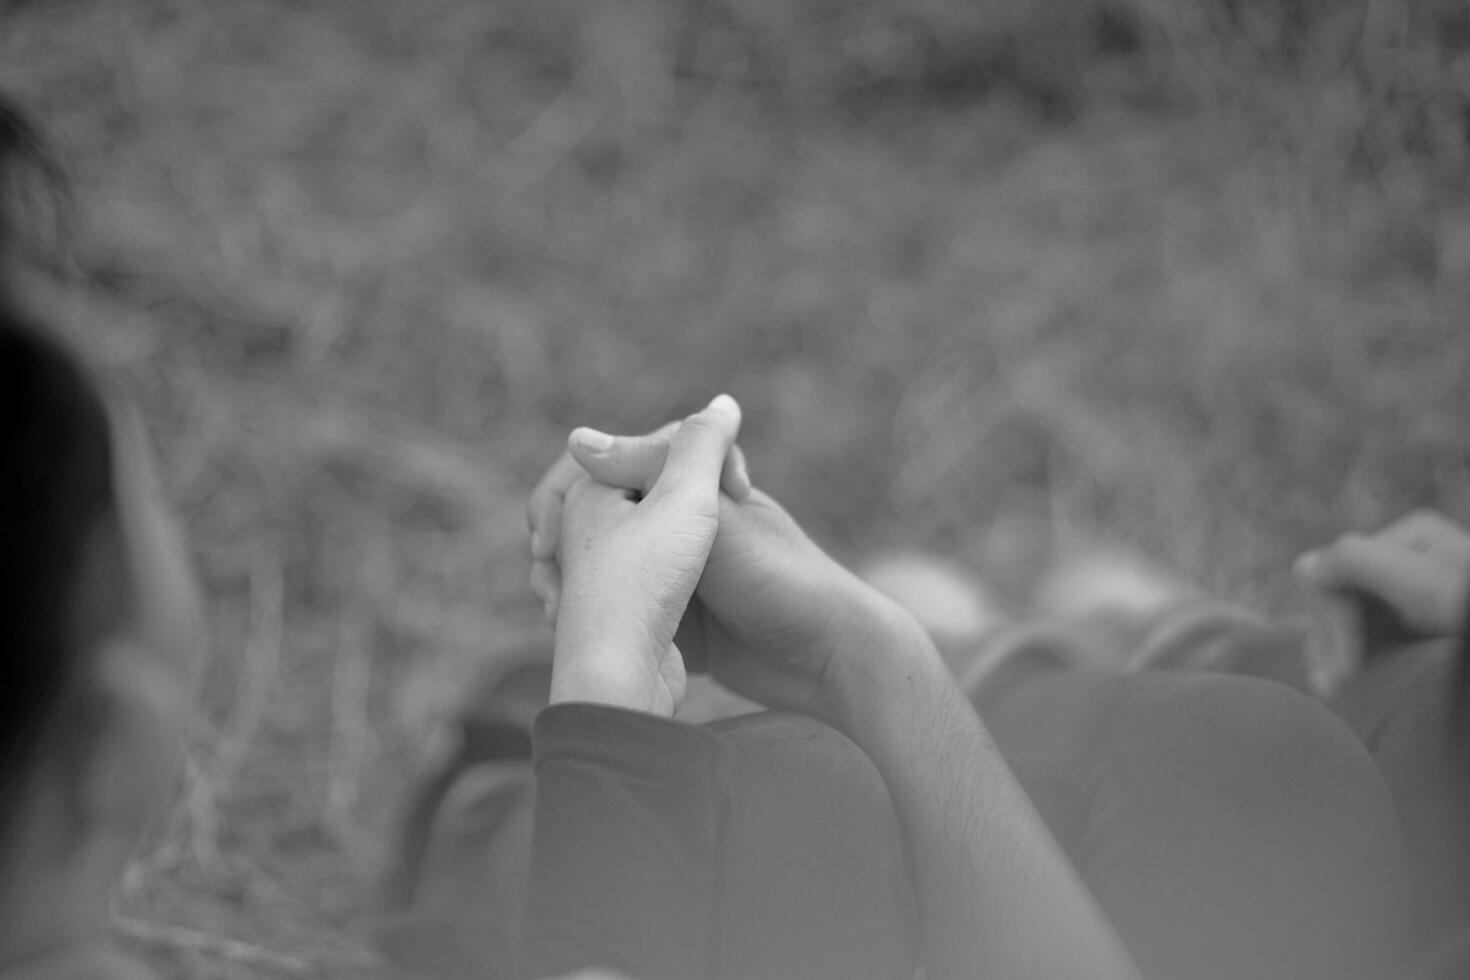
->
671, 490, 720, 526
648, 471, 694, 506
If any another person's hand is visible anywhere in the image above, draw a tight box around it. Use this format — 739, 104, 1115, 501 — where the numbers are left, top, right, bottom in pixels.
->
547, 396, 743, 716
1295, 509, 1470, 638
530, 422, 931, 729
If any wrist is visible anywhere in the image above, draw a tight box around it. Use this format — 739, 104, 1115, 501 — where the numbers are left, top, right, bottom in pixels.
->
549, 654, 678, 716
818, 584, 954, 738
551, 609, 681, 717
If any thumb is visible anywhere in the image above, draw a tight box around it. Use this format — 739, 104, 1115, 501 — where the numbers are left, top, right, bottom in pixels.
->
568, 420, 680, 494
1296, 536, 1386, 591
647, 395, 742, 510
569, 421, 752, 501
1296, 536, 1428, 615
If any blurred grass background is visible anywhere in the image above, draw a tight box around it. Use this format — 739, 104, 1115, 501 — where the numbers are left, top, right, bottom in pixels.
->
2, 0, 1468, 974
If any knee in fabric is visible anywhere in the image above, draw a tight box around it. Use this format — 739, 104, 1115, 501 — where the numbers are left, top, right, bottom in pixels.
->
1095, 675, 1412, 980
704, 711, 923, 980
1124, 674, 1407, 902
1335, 646, 1470, 948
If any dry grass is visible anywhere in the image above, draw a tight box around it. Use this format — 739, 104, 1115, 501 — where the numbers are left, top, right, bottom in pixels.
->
2, 0, 1467, 975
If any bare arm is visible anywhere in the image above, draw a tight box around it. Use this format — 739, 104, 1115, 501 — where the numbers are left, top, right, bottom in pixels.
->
825, 597, 1142, 980
534, 420, 1143, 980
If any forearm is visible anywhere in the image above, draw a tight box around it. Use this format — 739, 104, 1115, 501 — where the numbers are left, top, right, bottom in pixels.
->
827, 602, 1143, 980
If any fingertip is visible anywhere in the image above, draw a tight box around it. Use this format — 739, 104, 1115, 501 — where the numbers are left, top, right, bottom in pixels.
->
705, 395, 743, 444
708, 393, 741, 421
652, 398, 745, 502
570, 431, 669, 495
569, 427, 616, 454
1296, 540, 1372, 592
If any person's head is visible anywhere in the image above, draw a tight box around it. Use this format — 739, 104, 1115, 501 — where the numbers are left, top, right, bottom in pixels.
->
0, 100, 203, 960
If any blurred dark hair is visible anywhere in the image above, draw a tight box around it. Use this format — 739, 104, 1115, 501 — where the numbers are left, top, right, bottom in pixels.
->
0, 95, 124, 848
0, 302, 126, 840
0, 92, 69, 279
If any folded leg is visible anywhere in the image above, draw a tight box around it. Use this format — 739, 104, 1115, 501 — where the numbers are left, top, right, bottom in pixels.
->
384, 659, 1412, 980
1329, 642, 1470, 949
985, 668, 1412, 980
521, 706, 919, 980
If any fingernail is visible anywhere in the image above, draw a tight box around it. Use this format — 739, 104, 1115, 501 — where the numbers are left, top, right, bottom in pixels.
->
571, 427, 615, 453
530, 530, 543, 556
708, 393, 739, 417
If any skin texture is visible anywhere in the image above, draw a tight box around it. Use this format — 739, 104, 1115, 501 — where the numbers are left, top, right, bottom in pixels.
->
528, 419, 749, 629
547, 394, 744, 715
529, 406, 1144, 980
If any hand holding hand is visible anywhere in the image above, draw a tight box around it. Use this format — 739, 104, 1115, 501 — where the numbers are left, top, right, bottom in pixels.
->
530, 421, 933, 729
531, 415, 1143, 980
528, 420, 750, 625
547, 396, 743, 716
1295, 509, 1470, 638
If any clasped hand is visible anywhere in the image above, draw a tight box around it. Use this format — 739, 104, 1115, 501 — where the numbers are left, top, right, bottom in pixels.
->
528, 395, 927, 725
1296, 509, 1470, 638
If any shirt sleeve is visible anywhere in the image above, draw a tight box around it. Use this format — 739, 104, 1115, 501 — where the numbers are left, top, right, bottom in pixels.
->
517, 703, 732, 980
